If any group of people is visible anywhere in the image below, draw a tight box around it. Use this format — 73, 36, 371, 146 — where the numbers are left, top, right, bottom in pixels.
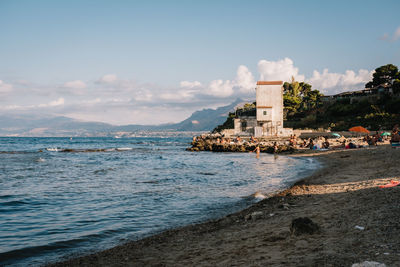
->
300, 137, 331, 150
286, 135, 330, 150
193, 124, 400, 154
391, 124, 400, 146
363, 131, 384, 146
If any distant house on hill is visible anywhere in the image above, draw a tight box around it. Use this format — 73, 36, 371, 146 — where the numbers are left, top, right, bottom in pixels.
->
223, 81, 293, 138
322, 84, 394, 103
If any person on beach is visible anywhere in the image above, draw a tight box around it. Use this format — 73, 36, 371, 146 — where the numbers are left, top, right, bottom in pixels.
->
342, 140, 347, 148
393, 124, 399, 134
373, 131, 381, 143
251, 145, 260, 158
235, 136, 241, 144
302, 139, 307, 148
322, 137, 330, 149
273, 142, 279, 153
308, 139, 314, 149
330, 139, 345, 150
365, 135, 376, 146
391, 130, 400, 144
345, 140, 357, 149
289, 135, 297, 148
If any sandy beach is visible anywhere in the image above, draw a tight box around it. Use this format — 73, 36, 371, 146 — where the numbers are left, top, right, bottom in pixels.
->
49, 144, 400, 267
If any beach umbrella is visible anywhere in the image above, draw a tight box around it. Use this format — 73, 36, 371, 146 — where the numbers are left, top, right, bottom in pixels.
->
331, 133, 341, 138
349, 126, 370, 134
381, 132, 391, 136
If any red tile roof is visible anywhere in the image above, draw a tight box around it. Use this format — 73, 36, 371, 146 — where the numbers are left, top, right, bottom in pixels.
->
256, 81, 283, 85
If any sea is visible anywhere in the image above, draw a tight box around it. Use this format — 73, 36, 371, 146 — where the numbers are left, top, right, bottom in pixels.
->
0, 136, 319, 266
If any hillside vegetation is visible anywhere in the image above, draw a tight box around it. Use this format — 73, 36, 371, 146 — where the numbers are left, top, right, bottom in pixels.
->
214, 64, 400, 132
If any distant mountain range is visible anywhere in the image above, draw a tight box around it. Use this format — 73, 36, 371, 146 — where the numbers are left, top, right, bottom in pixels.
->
0, 99, 245, 137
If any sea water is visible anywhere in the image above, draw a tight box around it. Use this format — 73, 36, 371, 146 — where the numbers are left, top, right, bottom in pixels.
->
0, 137, 319, 266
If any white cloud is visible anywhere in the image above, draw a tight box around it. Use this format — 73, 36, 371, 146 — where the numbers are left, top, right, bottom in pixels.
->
308, 69, 373, 94
0, 80, 13, 93
49, 98, 65, 106
1, 59, 376, 125
38, 98, 65, 107
64, 80, 86, 89
179, 65, 255, 97
98, 74, 118, 83
380, 33, 389, 41
235, 65, 255, 93
206, 79, 234, 97
380, 26, 400, 42
1, 98, 65, 110
178, 59, 372, 98
393, 26, 400, 41
159, 88, 200, 102
81, 98, 102, 104
180, 81, 202, 88
133, 90, 153, 102
258, 58, 305, 82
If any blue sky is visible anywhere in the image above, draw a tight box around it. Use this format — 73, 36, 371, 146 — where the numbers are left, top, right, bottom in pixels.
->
0, 0, 399, 125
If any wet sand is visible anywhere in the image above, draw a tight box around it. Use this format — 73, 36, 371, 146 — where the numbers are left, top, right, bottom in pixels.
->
49, 145, 400, 266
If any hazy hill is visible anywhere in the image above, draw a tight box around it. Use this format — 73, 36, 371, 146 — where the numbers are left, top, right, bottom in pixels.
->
0, 114, 113, 136
172, 98, 244, 131
0, 99, 243, 136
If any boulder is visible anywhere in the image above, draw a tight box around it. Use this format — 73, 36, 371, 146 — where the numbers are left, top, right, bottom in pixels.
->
290, 217, 319, 235
245, 211, 263, 221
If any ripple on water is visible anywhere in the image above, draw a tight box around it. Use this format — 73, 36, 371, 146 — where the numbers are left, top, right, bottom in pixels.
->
0, 137, 320, 266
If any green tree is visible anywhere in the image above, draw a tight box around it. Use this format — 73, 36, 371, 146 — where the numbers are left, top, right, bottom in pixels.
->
393, 79, 400, 94
303, 90, 323, 110
365, 64, 400, 88
283, 77, 323, 118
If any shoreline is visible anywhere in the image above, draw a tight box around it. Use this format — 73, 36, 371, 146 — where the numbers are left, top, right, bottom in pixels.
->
49, 145, 400, 266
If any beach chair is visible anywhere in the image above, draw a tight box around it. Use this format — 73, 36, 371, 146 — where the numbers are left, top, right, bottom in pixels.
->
391, 142, 400, 149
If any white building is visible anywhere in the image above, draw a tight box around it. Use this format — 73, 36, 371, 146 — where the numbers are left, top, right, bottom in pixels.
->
232, 81, 293, 137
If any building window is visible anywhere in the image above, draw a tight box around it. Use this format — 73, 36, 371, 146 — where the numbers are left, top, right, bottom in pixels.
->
263, 111, 267, 115
241, 121, 247, 131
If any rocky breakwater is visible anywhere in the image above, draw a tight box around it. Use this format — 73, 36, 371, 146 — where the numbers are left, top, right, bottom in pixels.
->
187, 137, 296, 154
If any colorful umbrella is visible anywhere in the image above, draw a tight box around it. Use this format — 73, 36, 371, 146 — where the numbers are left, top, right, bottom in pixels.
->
331, 133, 341, 138
381, 132, 391, 136
349, 126, 370, 134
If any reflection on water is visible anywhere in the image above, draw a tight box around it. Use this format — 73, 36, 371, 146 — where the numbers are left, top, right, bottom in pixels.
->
0, 137, 319, 266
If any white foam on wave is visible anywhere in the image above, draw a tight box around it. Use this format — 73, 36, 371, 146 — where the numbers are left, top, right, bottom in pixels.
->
253, 192, 267, 200
36, 158, 46, 162
46, 148, 59, 152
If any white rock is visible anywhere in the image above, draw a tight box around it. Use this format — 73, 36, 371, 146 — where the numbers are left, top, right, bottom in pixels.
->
355, 225, 365, 231
351, 261, 386, 267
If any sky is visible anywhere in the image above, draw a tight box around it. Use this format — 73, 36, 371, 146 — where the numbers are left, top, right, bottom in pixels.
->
0, 0, 399, 125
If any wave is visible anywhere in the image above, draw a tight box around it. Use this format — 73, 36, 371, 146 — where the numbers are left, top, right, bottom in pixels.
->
252, 192, 267, 200
197, 172, 216, 176
45, 148, 133, 153
0, 151, 31, 154
45, 148, 60, 152
0, 229, 124, 266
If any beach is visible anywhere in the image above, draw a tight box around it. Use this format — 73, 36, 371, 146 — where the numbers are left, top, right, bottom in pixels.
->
48, 144, 400, 266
